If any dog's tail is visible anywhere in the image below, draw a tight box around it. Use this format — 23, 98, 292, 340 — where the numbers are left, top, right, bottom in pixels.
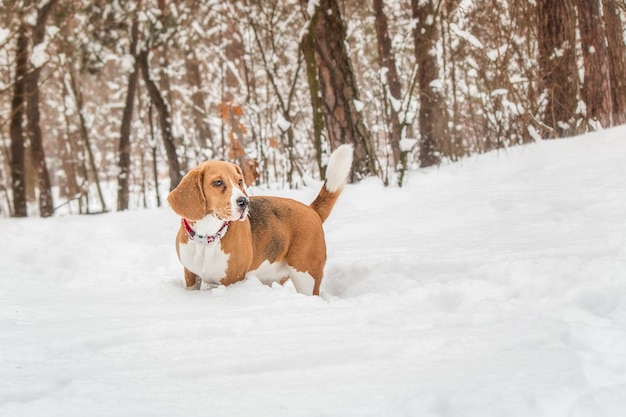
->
310, 144, 353, 223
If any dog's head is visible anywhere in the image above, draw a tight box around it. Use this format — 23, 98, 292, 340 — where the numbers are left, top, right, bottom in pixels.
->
167, 161, 249, 222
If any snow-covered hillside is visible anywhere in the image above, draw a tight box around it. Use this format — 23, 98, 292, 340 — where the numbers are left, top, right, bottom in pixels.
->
1, 128, 625, 417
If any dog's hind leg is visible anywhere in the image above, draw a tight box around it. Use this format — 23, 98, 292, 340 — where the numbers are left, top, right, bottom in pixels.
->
288, 267, 321, 296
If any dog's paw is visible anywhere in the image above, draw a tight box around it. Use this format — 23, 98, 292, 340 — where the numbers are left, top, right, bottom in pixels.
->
184, 277, 202, 290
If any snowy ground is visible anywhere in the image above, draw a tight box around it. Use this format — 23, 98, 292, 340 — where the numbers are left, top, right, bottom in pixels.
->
1, 128, 625, 417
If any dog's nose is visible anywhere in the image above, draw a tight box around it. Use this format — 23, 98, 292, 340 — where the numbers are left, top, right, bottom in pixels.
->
236, 196, 249, 210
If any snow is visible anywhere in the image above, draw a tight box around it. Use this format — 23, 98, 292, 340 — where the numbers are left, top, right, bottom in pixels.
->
30, 43, 49, 68
450, 23, 484, 49
120, 54, 136, 74
429, 79, 444, 90
399, 137, 418, 152
307, 0, 320, 17
0, 28, 9, 45
276, 112, 291, 132
2, 128, 626, 416
527, 124, 542, 142
490, 88, 508, 97
577, 100, 588, 116
487, 45, 508, 62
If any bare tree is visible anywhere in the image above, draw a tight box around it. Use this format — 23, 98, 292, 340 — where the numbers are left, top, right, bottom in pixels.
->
537, 0, 579, 137
9, 21, 28, 217
117, 0, 141, 211
138, 47, 183, 190
412, 0, 446, 167
576, 0, 612, 128
245, 0, 304, 185
67, 63, 107, 213
372, 0, 402, 170
58, 71, 81, 212
301, 26, 326, 178
602, 0, 626, 126
25, 0, 60, 218
302, 0, 379, 180
184, 49, 213, 153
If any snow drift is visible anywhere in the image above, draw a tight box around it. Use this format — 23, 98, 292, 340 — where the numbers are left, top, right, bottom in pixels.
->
1, 127, 625, 417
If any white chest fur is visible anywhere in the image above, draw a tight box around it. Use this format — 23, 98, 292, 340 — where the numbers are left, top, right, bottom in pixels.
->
178, 240, 229, 285
179, 215, 231, 285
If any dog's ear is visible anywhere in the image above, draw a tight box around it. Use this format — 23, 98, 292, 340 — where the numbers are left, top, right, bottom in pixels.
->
232, 164, 245, 186
167, 166, 207, 221
231, 163, 253, 191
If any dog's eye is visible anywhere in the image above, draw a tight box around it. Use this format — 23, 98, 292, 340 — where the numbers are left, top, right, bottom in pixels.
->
212, 180, 224, 187
238, 179, 243, 187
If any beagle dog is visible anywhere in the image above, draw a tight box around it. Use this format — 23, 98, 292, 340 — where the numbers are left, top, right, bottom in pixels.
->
167, 145, 353, 295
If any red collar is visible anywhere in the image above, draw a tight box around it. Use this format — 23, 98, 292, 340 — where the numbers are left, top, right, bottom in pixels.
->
182, 218, 231, 244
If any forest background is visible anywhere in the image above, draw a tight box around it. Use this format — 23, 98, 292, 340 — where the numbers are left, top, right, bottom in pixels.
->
0, 0, 624, 217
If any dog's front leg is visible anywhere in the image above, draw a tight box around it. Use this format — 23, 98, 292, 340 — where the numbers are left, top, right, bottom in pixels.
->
183, 268, 201, 290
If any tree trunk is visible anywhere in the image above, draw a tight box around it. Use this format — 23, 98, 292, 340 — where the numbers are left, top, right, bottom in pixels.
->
373, 0, 402, 170
61, 74, 85, 213
117, 0, 141, 211
26, 0, 60, 218
602, 0, 626, 126
26, 71, 54, 218
184, 50, 213, 152
138, 48, 183, 190
155, 0, 175, 125
9, 22, 28, 217
412, 0, 445, 168
303, 0, 379, 180
442, 1, 465, 160
58, 80, 80, 208
148, 105, 161, 208
68, 65, 108, 213
537, 0, 579, 138
576, 0, 612, 128
301, 26, 326, 179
